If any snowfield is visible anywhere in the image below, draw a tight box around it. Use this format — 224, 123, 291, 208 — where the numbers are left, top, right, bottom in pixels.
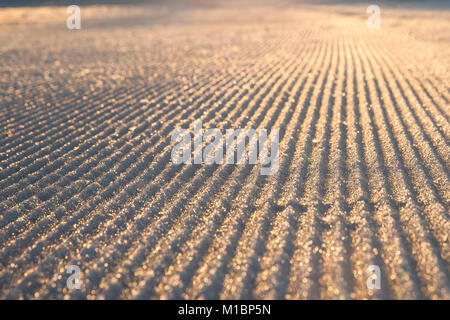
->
0, 0, 449, 299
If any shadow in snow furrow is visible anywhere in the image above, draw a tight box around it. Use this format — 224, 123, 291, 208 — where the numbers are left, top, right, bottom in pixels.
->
0, 83, 177, 235
361, 41, 450, 296
87, 66, 283, 299
0, 57, 243, 218
0, 97, 146, 230
146, 166, 246, 299
253, 43, 325, 299
0, 57, 260, 296
0, 85, 135, 176
223, 48, 321, 300
9, 72, 262, 298
423, 78, 450, 114
356, 39, 425, 299
183, 43, 320, 299
373, 36, 450, 167
0, 77, 173, 163
367, 35, 449, 206
0, 70, 214, 189
124, 37, 312, 300
415, 80, 450, 126
0, 83, 140, 157
318, 37, 355, 299
368, 40, 450, 205
129, 164, 236, 299
153, 30, 322, 300
343, 38, 389, 299
303, 37, 341, 300
397, 73, 450, 142
36, 38, 288, 300
284, 35, 335, 300
0, 83, 164, 204
380, 30, 450, 112
347, 37, 416, 299
253, 39, 328, 300
364, 50, 450, 297
378, 63, 450, 209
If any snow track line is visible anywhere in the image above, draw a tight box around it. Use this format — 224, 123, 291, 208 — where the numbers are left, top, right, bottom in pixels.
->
358, 39, 449, 298
0, 50, 282, 298
116, 28, 318, 300
7, 26, 302, 298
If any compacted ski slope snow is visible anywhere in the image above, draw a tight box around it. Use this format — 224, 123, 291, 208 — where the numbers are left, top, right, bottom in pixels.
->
0, 0, 449, 299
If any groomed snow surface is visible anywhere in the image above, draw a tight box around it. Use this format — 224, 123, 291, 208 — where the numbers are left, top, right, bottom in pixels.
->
0, 0, 449, 299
